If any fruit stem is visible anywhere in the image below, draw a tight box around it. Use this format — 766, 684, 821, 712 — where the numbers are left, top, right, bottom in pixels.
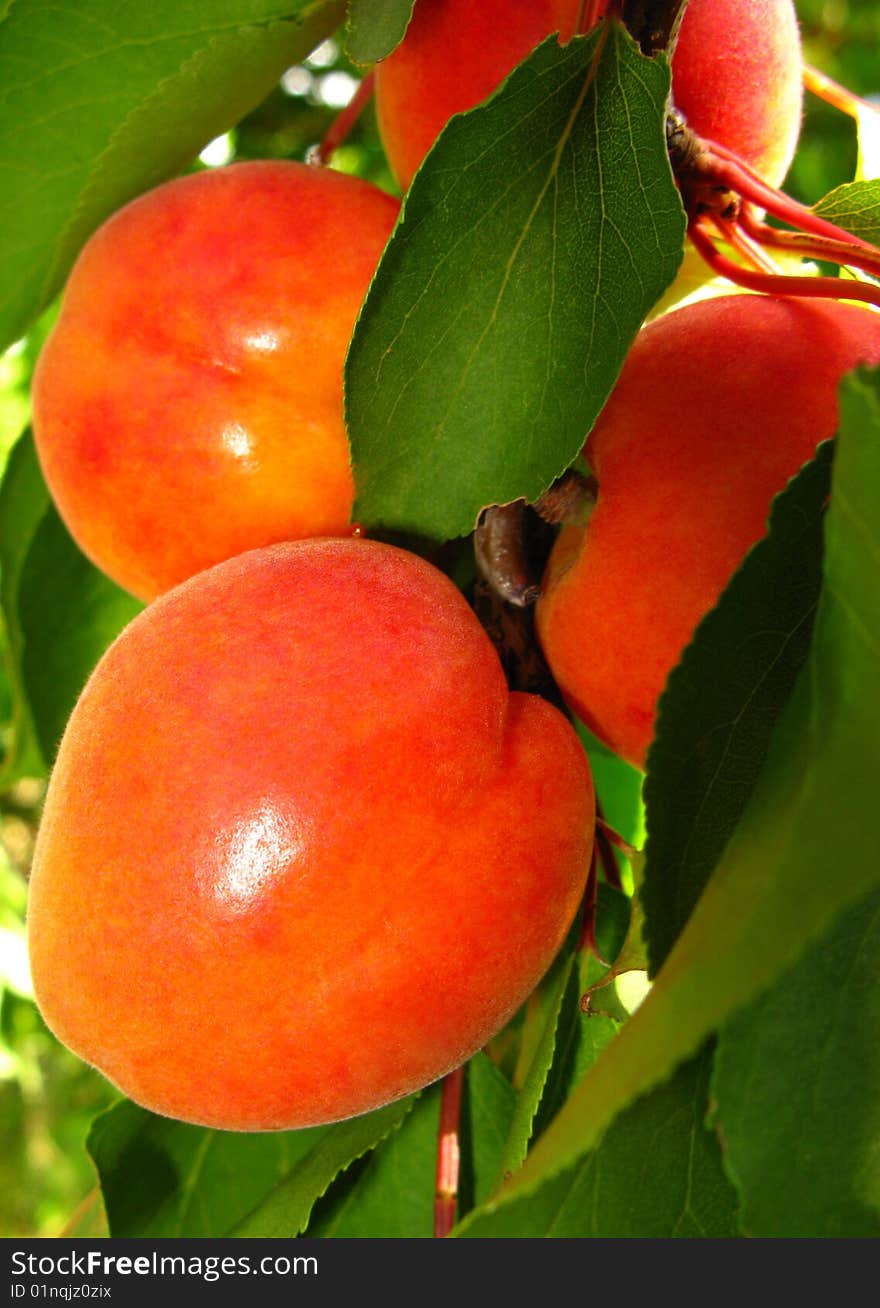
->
434, 1066, 465, 1238
738, 205, 880, 282
595, 815, 638, 863
689, 218, 880, 310
803, 63, 879, 123
695, 134, 874, 249
310, 72, 376, 166
710, 213, 782, 275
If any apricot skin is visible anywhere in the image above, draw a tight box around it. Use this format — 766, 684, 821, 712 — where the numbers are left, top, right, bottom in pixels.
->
670, 0, 803, 189
27, 539, 594, 1131
375, 0, 580, 192
31, 162, 399, 601
375, 0, 802, 191
535, 296, 880, 772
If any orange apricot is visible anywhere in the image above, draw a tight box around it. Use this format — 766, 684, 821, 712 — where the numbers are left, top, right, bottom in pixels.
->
31, 162, 399, 601
28, 538, 594, 1130
535, 295, 880, 771
375, 0, 580, 192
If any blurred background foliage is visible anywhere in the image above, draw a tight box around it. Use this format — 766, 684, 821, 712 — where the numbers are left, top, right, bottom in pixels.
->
0, 0, 876, 1237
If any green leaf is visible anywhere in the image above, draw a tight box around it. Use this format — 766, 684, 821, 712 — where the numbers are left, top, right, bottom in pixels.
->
304, 1088, 439, 1237
529, 947, 621, 1147
497, 896, 630, 1193
230, 1098, 415, 1236
814, 179, 880, 245
346, 23, 685, 539
493, 952, 577, 1187
90, 1100, 322, 1237
582, 859, 649, 1006
713, 884, 880, 1237
0, 432, 48, 781
18, 507, 142, 764
0, 0, 346, 352
457, 1043, 739, 1237
460, 1053, 518, 1209
642, 444, 832, 974
450, 365, 880, 1220
345, 0, 413, 65
305, 1054, 514, 1236
89, 1096, 411, 1237
711, 878, 878, 1234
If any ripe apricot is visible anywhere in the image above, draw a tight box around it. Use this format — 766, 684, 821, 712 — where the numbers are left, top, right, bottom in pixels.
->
535, 295, 880, 771
375, 0, 802, 191
670, 0, 803, 189
375, 0, 580, 191
31, 162, 399, 601
27, 538, 594, 1130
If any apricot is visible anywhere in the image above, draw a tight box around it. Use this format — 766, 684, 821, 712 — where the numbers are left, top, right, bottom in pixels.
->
375, 0, 803, 191
31, 162, 399, 601
669, 0, 803, 189
375, 0, 580, 191
535, 295, 880, 771
27, 538, 594, 1131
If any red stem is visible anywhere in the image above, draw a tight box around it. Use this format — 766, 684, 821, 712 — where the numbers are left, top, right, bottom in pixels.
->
699, 136, 874, 250
434, 1066, 465, 1238
689, 219, 880, 310
312, 72, 376, 166
595, 816, 638, 863
711, 213, 781, 275
738, 206, 880, 282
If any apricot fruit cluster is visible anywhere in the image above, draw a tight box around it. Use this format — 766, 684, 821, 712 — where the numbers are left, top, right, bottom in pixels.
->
25, 2, 871, 1138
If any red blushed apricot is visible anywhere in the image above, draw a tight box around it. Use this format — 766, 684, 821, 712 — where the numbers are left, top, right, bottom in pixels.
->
375, 0, 802, 191
375, 0, 580, 192
31, 162, 399, 601
670, 0, 803, 188
535, 295, 880, 772
27, 538, 594, 1131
